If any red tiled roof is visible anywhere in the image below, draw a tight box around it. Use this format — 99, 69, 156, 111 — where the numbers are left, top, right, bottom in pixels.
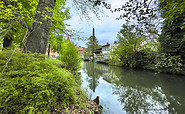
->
77, 46, 85, 51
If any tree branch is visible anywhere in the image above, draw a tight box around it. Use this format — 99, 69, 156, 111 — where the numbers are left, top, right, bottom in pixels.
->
2, 19, 29, 74
0, 21, 13, 39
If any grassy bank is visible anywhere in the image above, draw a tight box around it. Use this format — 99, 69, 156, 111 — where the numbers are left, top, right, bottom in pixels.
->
0, 50, 101, 113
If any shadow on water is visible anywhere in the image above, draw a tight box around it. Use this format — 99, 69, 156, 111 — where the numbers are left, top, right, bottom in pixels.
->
80, 61, 185, 114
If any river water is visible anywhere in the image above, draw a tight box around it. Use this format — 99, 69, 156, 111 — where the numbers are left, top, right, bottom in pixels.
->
80, 61, 185, 114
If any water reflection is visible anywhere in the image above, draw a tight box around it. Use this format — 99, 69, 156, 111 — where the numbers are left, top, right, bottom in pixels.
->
81, 61, 185, 113
83, 62, 100, 92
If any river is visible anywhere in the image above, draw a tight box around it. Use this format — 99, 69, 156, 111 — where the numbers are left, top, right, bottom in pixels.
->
80, 61, 185, 114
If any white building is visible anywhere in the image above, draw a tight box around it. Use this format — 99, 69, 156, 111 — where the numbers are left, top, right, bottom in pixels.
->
101, 42, 119, 61
109, 43, 119, 51
102, 42, 110, 55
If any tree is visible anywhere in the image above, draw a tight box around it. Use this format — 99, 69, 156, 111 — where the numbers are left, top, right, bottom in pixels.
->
109, 23, 147, 68
94, 0, 160, 38
151, 0, 185, 74
57, 39, 81, 72
0, 0, 38, 49
159, 1, 185, 59
48, 5, 71, 53
1, 0, 103, 54
86, 35, 99, 60
159, 0, 185, 25
24, 0, 105, 54
24, 0, 56, 54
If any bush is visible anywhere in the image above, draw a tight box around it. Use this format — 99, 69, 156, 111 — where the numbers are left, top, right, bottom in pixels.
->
154, 53, 183, 74
46, 58, 65, 68
57, 40, 81, 72
0, 50, 83, 113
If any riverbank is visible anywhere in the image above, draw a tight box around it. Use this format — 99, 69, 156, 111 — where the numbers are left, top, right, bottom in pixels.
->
142, 64, 185, 76
55, 98, 102, 114
0, 51, 102, 113
96, 59, 185, 76
80, 61, 185, 113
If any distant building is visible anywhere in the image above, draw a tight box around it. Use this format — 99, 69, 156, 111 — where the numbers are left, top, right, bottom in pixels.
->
45, 37, 71, 58
95, 42, 119, 62
101, 42, 110, 61
102, 42, 110, 55
109, 43, 119, 51
76, 46, 85, 58
101, 42, 119, 61
46, 48, 58, 58
83, 42, 119, 62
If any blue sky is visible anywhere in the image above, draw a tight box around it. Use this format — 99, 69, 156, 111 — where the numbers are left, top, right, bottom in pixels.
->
66, 0, 127, 47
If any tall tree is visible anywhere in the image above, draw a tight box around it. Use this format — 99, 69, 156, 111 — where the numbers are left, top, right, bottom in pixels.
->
159, 0, 185, 59
86, 35, 99, 60
116, 23, 146, 68
86, 36, 99, 46
1, 0, 103, 54
25, 0, 104, 54
24, 0, 56, 54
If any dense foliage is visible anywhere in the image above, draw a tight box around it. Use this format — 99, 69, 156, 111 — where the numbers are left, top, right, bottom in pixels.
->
0, 0, 102, 53
109, 23, 159, 69
159, 0, 185, 58
0, 50, 84, 113
0, 0, 104, 113
57, 39, 81, 72
106, 0, 185, 75
153, 0, 185, 74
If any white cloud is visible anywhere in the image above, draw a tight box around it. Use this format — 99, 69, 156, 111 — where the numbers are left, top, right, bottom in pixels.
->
65, 0, 127, 47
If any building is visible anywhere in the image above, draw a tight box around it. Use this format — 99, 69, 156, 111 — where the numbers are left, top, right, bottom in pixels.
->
76, 46, 85, 59
83, 42, 119, 62
46, 48, 59, 58
93, 42, 119, 62
101, 42, 110, 61
101, 42, 119, 62
94, 47, 102, 61
45, 37, 71, 58
109, 43, 119, 51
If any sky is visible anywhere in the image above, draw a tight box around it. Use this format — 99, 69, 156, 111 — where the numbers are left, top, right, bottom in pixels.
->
65, 0, 127, 48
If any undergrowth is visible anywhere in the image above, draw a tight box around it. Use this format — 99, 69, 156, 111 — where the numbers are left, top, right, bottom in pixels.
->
0, 50, 86, 113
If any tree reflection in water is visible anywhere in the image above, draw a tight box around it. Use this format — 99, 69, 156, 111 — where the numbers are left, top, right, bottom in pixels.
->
83, 62, 100, 92
82, 62, 185, 113
111, 67, 185, 113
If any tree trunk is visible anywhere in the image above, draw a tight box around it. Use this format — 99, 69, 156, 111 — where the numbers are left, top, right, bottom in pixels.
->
3, 36, 13, 49
24, 0, 56, 54
92, 28, 95, 61
48, 43, 50, 57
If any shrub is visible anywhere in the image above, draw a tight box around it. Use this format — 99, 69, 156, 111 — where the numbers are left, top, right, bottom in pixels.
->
154, 53, 183, 74
0, 50, 83, 113
57, 40, 81, 72
46, 58, 65, 68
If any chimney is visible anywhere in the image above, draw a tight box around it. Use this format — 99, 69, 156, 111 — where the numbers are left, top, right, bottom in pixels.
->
93, 28, 95, 37
67, 37, 70, 40
107, 42, 109, 45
